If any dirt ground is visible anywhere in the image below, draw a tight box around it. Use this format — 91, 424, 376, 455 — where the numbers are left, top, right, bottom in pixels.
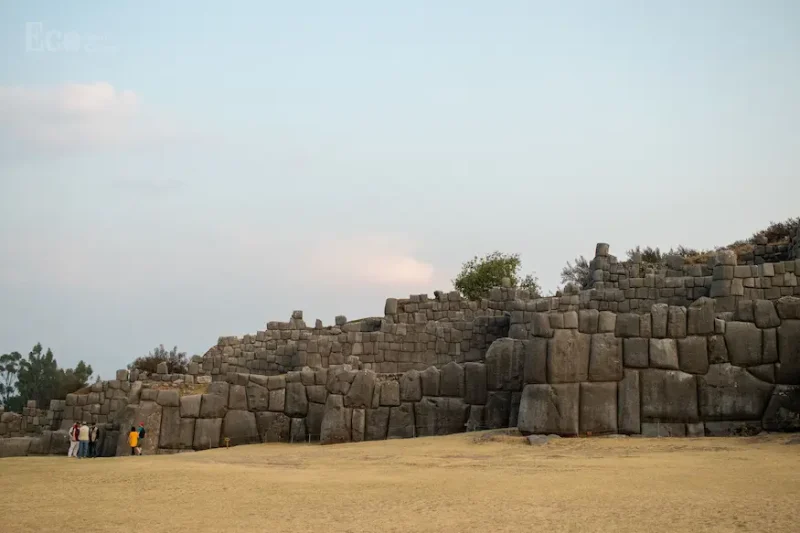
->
1, 432, 798, 533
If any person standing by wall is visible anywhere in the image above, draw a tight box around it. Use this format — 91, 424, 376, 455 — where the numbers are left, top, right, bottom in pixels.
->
88, 423, 99, 458
67, 422, 80, 458
136, 422, 146, 455
77, 421, 90, 458
128, 426, 138, 456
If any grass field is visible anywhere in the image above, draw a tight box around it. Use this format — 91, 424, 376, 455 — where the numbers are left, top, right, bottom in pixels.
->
1, 432, 798, 533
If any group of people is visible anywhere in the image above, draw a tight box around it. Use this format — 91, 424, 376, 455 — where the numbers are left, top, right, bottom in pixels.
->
67, 421, 147, 457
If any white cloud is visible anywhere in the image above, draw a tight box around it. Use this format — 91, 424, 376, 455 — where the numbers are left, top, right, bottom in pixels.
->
0, 82, 179, 151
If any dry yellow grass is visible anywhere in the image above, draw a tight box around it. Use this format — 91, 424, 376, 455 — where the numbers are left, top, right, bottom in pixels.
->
1, 432, 798, 533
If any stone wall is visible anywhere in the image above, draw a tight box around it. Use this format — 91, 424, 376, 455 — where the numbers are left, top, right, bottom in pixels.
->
0, 401, 53, 438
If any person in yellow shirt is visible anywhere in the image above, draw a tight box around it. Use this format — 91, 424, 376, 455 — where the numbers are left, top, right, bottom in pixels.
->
128, 426, 139, 456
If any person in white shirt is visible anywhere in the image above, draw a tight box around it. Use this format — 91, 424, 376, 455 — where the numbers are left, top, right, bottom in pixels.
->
67, 423, 80, 458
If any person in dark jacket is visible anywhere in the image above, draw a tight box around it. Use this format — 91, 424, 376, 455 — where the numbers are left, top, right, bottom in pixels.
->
136, 422, 146, 455
88, 423, 99, 458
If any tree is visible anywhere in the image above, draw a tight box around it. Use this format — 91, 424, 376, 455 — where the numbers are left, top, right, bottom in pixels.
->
129, 344, 188, 374
0, 351, 22, 407
453, 251, 541, 300
56, 360, 94, 398
560, 255, 592, 288
626, 246, 664, 265
16, 343, 59, 408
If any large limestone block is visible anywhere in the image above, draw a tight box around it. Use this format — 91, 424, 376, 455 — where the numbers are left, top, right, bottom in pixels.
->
598, 311, 616, 333
775, 296, 800, 320
156, 389, 180, 408
547, 330, 590, 383
284, 382, 308, 417
320, 395, 352, 445
708, 335, 729, 364
687, 298, 715, 335
399, 370, 422, 402
351, 409, 366, 442
414, 397, 469, 437
268, 390, 285, 412
522, 338, 547, 384
379, 380, 400, 406
517, 383, 579, 436
615, 314, 640, 337
579, 309, 599, 334
419, 367, 440, 396
580, 382, 617, 435
589, 333, 622, 382
484, 391, 511, 429
698, 364, 774, 420
466, 405, 485, 431
640, 369, 699, 423
754, 300, 781, 329
290, 418, 307, 443
667, 307, 687, 338
227, 385, 247, 411
618, 370, 640, 434
387, 402, 415, 439
651, 304, 668, 338
246, 384, 269, 412
179, 419, 195, 449
725, 322, 763, 366
255, 412, 290, 442
0, 437, 32, 457
28, 432, 52, 455
777, 320, 800, 384
199, 394, 227, 419
761, 386, 800, 431
464, 363, 487, 405
649, 338, 679, 370
158, 407, 183, 449
677, 336, 709, 374
641, 422, 686, 437
306, 385, 328, 405
486, 338, 523, 391
180, 395, 201, 418
365, 407, 390, 440
344, 370, 376, 408
221, 410, 259, 446
623, 338, 649, 368
439, 361, 465, 397
207, 381, 229, 397
305, 402, 325, 440
115, 400, 162, 456
193, 418, 222, 450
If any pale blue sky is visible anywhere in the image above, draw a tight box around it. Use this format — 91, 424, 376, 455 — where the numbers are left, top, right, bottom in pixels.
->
1, 1, 798, 379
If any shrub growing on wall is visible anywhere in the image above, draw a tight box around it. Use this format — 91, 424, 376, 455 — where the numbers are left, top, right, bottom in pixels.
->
453, 251, 541, 300
129, 344, 188, 374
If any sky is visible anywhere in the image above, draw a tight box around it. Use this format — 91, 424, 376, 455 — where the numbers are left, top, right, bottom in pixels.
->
0, 1, 798, 380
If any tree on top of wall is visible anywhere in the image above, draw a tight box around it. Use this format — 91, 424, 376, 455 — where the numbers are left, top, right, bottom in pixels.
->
128, 344, 188, 374
453, 251, 541, 300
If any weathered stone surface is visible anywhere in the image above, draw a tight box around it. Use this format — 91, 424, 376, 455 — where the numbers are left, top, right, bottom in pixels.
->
725, 322, 763, 366
588, 333, 622, 382
579, 309, 599, 334
0, 437, 32, 457
547, 330, 590, 383
649, 338, 679, 370
193, 418, 222, 450
754, 300, 781, 328
351, 408, 366, 442
414, 397, 469, 436
641, 422, 686, 437
439, 362, 464, 397
762, 386, 800, 431
178, 419, 195, 449
227, 385, 248, 411
763, 328, 778, 365
140, 389, 158, 402
28, 432, 52, 455
399, 370, 422, 402
651, 304, 668, 338
268, 390, 285, 412
180, 394, 201, 418
688, 298, 715, 335
698, 364, 774, 420
290, 418, 307, 443
704, 421, 762, 437
115, 400, 162, 455
466, 405, 485, 431
517, 383, 579, 436
667, 306, 687, 338
484, 391, 511, 429
320, 395, 352, 445
464, 363, 487, 405
305, 402, 325, 440
618, 370, 640, 434
776, 320, 800, 384
522, 338, 547, 383
580, 382, 617, 435
208, 381, 229, 397
256, 411, 290, 442
677, 336, 709, 374
510, 392, 522, 427
221, 410, 259, 446
365, 407, 390, 440
49, 430, 70, 455
486, 338, 523, 391
686, 422, 705, 437
623, 338, 649, 368
420, 366, 440, 396
775, 296, 800, 320
748, 364, 775, 383
156, 389, 180, 408
344, 370, 375, 408
640, 369, 699, 422
708, 335, 729, 364
615, 313, 640, 337
158, 407, 183, 449
598, 311, 616, 333
387, 402, 415, 439
306, 385, 327, 404
379, 380, 400, 406
199, 394, 227, 419
267, 375, 286, 390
